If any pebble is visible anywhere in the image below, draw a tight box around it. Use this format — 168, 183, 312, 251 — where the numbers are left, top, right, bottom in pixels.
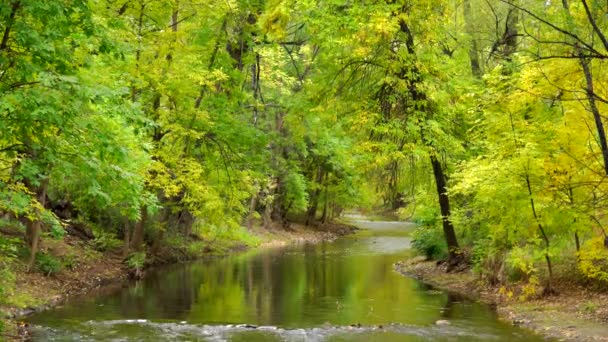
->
257, 326, 278, 330
513, 318, 531, 325
435, 320, 450, 326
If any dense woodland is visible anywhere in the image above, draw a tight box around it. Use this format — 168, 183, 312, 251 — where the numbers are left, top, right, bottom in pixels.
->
2, 0, 608, 327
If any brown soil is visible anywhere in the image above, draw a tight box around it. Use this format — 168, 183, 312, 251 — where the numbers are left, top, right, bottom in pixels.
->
255, 221, 357, 248
395, 257, 608, 341
3, 236, 127, 320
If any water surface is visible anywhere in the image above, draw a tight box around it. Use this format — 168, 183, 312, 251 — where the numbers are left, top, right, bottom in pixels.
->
28, 220, 547, 341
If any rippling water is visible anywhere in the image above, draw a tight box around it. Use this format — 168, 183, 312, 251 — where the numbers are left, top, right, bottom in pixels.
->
27, 220, 549, 341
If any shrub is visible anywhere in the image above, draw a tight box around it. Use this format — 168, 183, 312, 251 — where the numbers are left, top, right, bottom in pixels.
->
578, 237, 608, 283
413, 205, 440, 227
62, 253, 79, 270
36, 253, 63, 276
127, 251, 146, 272
36, 253, 62, 276
505, 246, 537, 283
92, 231, 123, 252
197, 223, 261, 249
41, 211, 65, 239
582, 300, 598, 314
471, 239, 507, 285
411, 225, 447, 260
0, 236, 18, 302
187, 241, 208, 257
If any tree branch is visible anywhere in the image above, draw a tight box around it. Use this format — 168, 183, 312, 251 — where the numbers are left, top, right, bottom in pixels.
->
580, 0, 608, 53
499, 0, 605, 58
0, 1, 21, 51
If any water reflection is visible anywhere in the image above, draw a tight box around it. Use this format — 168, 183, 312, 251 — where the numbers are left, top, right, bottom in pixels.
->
28, 221, 547, 341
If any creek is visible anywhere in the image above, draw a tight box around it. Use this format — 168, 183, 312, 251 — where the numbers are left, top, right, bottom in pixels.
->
27, 219, 547, 341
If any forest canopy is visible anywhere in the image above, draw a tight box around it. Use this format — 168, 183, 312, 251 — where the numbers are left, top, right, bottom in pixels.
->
2, 0, 608, 306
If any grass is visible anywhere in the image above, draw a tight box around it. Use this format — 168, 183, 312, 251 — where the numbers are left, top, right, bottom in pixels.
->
582, 300, 598, 314
198, 225, 262, 252
6, 291, 48, 309
160, 225, 261, 260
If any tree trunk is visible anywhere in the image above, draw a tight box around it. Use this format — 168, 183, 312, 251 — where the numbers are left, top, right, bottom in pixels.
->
568, 187, 581, 253
580, 57, 608, 175
559, 0, 608, 175
0, 1, 20, 52
321, 183, 329, 224
271, 177, 285, 223
430, 155, 460, 263
270, 110, 291, 229
26, 179, 48, 272
463, 0, 482, 77
130, 206, 147, 251
263, 201, 272, 229
123, 219, 131, 258
395, 9, 461, 264
246, 193, 258, 230
26, 220, 42, 271
151, 201, 171, 254
503, 1, 519, 58
388, 161, 402, 210
178, 209, 194, 237
305, 166, 325, 226
151, 227, 164, 255
525, 173, 555, 294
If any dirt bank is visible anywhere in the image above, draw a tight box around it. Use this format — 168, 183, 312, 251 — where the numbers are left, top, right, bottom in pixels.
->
255, 221, 357, 248
395, 257, 608, 341
1, 221, 356, 341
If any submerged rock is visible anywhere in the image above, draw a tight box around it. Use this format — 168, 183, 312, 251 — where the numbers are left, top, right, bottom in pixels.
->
513, 318, 531, 326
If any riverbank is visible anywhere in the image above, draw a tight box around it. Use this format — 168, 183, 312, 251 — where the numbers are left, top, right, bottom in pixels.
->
256, 221, 356, 248
395, 257, 608, 341
0, 221, 356, 341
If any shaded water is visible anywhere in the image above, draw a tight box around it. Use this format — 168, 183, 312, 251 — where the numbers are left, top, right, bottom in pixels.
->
28, 220, 547, 341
